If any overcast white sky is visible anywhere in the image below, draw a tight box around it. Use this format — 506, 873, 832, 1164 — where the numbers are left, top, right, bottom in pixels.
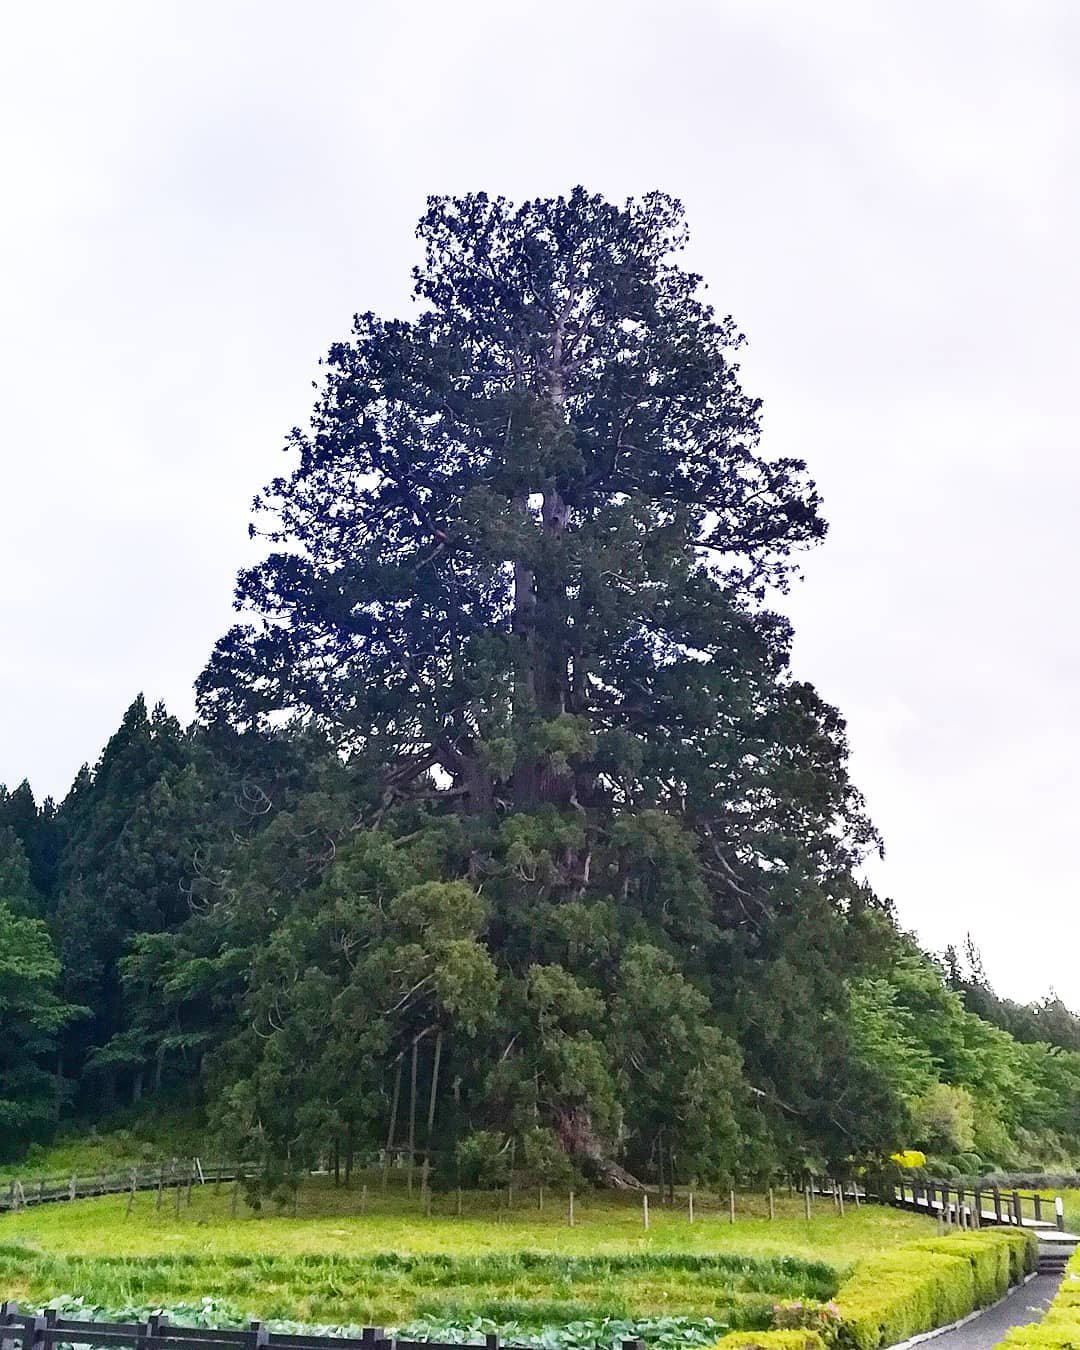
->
2, 1, 1077, 1002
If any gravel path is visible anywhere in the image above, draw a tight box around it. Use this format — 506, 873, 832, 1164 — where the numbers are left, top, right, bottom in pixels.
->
915, 1274, 1062, 1350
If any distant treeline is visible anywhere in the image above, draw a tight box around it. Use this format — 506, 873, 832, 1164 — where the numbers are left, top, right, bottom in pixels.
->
3, 702, 1080, 1184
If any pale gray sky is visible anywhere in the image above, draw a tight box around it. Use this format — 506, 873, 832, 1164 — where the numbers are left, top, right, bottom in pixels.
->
2, 1, 1077, 1001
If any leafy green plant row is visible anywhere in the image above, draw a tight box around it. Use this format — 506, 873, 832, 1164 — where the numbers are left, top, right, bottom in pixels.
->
22, 1298, 735, 1350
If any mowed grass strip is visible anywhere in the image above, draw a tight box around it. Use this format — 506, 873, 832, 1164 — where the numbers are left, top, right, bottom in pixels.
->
0, 1180, 933, 1326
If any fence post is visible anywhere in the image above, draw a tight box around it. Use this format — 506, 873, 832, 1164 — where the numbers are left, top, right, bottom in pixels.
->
568, 1190, 574, 1227
1056, 1196, 1065, 1232
804, 1184, 811, 1220
22, 1314, 45, 1350
768, 1186, 775, 1220
994, 1187, 1003, 1223
1013, 1190, 1022, 1226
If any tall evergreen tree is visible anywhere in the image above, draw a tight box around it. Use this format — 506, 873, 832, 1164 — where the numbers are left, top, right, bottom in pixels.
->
193, 191, 887, 1179
0, 780, 58, 901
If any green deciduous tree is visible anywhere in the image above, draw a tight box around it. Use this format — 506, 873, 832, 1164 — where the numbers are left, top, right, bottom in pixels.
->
0, 901, 81, 1150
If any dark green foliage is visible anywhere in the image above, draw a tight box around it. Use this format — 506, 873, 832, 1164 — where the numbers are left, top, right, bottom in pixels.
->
5, 189, 1080, 1178
0, 780, 59, 900
0, 902, 82, 1151
185, 189, 890, 1180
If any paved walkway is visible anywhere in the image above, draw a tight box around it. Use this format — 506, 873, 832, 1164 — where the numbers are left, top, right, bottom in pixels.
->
917, 1274, 1062, 1350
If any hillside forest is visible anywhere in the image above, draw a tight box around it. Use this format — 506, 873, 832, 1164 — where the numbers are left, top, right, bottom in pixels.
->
3, 189, 1078, 1188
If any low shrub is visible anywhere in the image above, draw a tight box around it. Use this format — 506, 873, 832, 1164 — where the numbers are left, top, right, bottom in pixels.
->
711, 1333, 825, 1350
927, 1172, 1080, 1189
910, 1232, 1011, 1306
994, 1227, 1040, 1281
834, 1248, 972, 1350
771, 1300, 842, 1342
833, 1227, 1030, 1350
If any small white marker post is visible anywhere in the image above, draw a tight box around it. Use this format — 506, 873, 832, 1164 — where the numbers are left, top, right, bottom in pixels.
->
1056, 1196, 1065, 1232
688, 1192, 694, 1223
643, 1193, 649, 1229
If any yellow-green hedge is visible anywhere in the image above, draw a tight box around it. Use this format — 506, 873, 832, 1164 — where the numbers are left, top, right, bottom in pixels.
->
1000, 1246, 1080, 1350
910, 1230, 1024, 1307
710, 1334, 825, 1350
834, 1227, 1036, 1350
993, 1226, 1041, 1281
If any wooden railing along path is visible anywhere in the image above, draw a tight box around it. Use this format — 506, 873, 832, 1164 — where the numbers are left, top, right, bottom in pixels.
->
889, 1177, 1067, 1231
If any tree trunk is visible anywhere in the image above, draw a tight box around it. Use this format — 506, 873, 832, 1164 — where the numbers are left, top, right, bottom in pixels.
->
382, 1057, 403, 1192
419, 1030, 443, 1198
407, 1036, 419, 1195
555, 1104, 643, 1190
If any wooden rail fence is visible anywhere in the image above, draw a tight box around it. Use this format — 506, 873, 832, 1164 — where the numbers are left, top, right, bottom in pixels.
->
0, 1162, 251, 1213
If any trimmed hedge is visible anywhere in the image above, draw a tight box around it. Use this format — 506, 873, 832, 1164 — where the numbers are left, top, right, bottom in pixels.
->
834, 1227, 1036, 1350
1000, 1246, 1080, 1350
910, 1230, 1027, 1307
711, 1334, 825, 1350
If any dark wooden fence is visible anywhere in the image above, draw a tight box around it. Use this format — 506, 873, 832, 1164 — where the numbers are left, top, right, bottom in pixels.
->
0, 1307, 644, 1350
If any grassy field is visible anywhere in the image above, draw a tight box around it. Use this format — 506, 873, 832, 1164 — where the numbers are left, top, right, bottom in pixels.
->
1038, 1188, 1080, 1233
0, 1110, 205, 1183
0, 1176, 933, 1332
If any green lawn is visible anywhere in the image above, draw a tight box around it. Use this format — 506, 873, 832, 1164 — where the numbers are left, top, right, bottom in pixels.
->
0, 1176, 933, 1330
1037, 1188, 1080, 1233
